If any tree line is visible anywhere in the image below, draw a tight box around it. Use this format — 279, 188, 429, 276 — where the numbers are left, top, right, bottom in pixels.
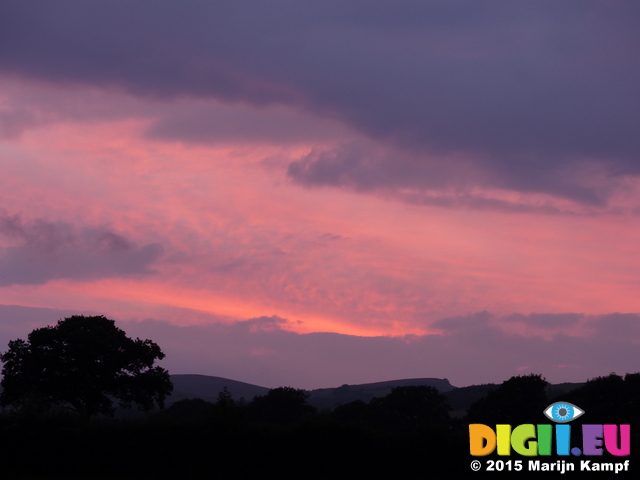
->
0, 315, 637, 479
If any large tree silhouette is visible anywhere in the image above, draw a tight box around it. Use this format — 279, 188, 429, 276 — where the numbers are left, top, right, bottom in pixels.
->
0, 315, 172, 416
464, 374, 548, 425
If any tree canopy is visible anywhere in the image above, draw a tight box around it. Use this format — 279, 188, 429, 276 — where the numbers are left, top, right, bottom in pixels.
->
0, 315, 173, 416
248, 387, 316, 423
559, 373, 640, 425
464, 374, 548, 425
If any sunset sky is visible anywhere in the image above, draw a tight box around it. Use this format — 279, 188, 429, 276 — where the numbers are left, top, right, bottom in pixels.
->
1, 1, 639, 389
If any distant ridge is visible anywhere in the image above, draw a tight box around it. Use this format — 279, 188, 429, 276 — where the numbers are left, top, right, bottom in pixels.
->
0, 373, 586, 417
307, 377, 456, 408
168, 374, 270, 404
166, 375, 585, 413
167, 375, 456, 407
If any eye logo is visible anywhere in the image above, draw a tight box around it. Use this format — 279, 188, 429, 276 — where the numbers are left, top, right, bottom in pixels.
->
543, 402, 584, 423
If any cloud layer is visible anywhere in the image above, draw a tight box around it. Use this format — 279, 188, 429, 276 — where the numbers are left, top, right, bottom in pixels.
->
1, 2, 639, 387
0, 213, 162, 285
1, 305, 637, 388
2, 1, 640, 204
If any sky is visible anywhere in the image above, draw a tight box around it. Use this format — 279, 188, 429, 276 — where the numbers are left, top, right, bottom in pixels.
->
1, 1, 639, 389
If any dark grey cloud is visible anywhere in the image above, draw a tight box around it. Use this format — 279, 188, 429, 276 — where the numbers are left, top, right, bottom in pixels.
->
0, 303, 99, 341
0, 80, 347, 146
287, 141, 616, 208
0, 80, 159, 140
0, 213, 162, 285
0, 104, 41, 140
145, 103, 347, 145
1, 1, 639, 204
69, 310, 640, 388
505, 312, 584, 329
431, 310, 493, 332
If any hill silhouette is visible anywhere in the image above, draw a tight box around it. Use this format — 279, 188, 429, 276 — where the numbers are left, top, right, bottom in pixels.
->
1, 373, 584, 417
167, 375, 584, 415
307, 377, 455, 407
167, 374, 270, 403
166, 374, 585, 413
166, 375, 456, 407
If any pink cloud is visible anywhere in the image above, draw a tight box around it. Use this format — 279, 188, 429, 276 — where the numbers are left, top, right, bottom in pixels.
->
0, 74, 639, 386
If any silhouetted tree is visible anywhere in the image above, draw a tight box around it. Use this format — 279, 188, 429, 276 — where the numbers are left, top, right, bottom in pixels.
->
465, 373, 548, 425
160, 398, 213, 421
369, 385, 451, 429
331, 399, 369, 423
559, 372, 640, 425
248, 386, 316, 424
0, 315, 173, 416
216, 386, 235, 408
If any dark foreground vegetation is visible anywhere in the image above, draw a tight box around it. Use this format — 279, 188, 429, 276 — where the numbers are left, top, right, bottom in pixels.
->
0, 318, 636, 479
0, 373, 638, 480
